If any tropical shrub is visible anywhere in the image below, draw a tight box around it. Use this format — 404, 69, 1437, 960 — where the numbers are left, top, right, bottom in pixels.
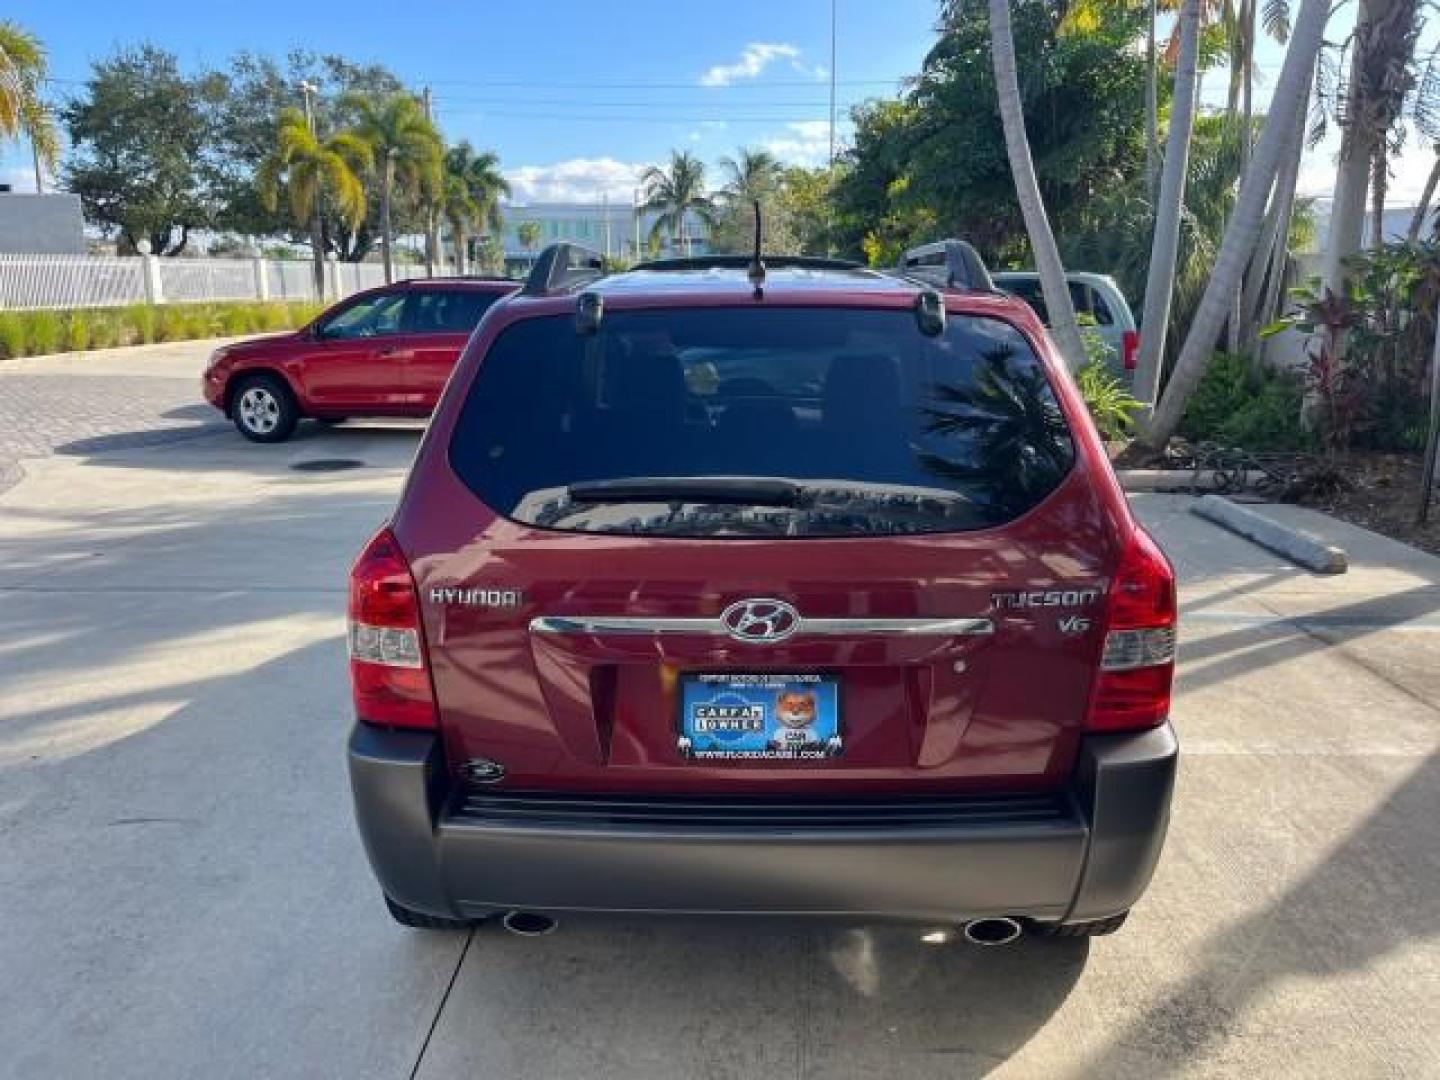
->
1264, 241, 1440, 453
0, 302, 324, 359
1179, 350, 1311, 451
1075, 358, 1142, 440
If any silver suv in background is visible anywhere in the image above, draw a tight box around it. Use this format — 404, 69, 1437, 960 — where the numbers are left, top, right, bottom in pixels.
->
993, 271, 1138, 378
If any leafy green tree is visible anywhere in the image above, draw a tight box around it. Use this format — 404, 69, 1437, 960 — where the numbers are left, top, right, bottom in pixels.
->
346, 92, 443, 282
256, 107, 370, 298
0, 21, 59, 192
640, 151, 715, 256
774, 165, 838, 254
517, 219, 542, 254
61, 45, 227, 254
834, 1, 1149, 266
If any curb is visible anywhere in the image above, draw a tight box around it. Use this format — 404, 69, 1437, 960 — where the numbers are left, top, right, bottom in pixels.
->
1191, 494, 1348, 574
1118, 469, 1269, 493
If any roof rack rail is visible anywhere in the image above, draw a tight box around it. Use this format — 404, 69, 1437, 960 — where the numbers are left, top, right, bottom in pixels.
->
522, 242, 608, 296
631, 254, 862, 273
896, 239, 995, 292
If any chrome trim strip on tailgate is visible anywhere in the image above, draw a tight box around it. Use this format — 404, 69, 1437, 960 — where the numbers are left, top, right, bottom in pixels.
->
530, 615, 994, 637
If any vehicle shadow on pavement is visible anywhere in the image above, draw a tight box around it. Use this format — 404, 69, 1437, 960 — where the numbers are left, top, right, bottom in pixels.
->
51, 420, 424, 462
1062, 747, 1440, 1079
415, 917, 1088, 1079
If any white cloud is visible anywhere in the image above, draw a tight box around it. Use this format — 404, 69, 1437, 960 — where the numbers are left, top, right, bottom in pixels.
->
700, 43, 821, 87
505, 158, 650, 204
762, 120, 838, 167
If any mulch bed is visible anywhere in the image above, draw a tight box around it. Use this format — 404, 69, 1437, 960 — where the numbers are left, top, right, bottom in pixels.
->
1296, 453, 1440, 557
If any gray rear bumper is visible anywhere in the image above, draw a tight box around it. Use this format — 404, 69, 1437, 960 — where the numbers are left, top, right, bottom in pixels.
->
347, 722, 1177, 924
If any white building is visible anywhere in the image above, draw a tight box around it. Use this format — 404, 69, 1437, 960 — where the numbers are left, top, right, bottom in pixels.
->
0, 192, 86, 254
498, 202, 712, 269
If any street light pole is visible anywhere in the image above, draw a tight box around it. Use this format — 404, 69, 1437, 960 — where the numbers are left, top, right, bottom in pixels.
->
298, 80, 317, 134
828, 0, 837, 167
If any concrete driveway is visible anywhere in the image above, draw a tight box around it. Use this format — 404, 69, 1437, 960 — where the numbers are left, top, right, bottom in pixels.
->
1, 342, 1437, 1078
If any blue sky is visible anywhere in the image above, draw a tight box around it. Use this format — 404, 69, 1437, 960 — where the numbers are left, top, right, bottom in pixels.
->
3, 1, 1434, 205
2, 0, 937, 201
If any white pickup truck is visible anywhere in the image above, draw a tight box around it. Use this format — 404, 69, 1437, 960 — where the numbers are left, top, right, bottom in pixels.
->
993, 271, 1139, 379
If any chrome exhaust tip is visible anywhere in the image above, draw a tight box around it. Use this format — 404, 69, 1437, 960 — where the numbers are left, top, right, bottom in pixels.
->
962, 917, 1023, 946
501, 911, 558, 937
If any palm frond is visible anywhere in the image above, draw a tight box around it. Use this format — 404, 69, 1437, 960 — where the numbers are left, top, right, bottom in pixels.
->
1261, 0, 1291, 43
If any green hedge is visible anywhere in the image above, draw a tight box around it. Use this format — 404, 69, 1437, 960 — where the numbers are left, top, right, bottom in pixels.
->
0, 301, 325, 360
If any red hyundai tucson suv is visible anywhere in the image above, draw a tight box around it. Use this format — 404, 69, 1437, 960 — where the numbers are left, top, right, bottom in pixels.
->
347, 241, 1178, 943
202, 277, 518, 442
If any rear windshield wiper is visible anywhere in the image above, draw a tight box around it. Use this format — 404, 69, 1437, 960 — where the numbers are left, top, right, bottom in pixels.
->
566, 476, 804, 507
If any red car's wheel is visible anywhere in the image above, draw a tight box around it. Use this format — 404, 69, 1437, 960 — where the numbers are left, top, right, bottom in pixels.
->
231, 373, 299, 444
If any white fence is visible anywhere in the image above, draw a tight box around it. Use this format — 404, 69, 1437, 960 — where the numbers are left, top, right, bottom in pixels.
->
0, 253, 417, 311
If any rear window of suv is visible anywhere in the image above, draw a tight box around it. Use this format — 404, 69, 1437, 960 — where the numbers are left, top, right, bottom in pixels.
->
449, 306, 1074, 537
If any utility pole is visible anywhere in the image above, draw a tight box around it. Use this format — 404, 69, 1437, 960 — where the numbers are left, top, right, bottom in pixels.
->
828, 0, 837, 167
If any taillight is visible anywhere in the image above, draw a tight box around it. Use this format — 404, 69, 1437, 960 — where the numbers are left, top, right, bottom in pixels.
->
1122, 330, 1139, 371
1087, 526, 1176, 732
348, 527, 437, 729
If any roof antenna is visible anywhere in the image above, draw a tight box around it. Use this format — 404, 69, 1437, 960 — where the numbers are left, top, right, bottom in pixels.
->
747, 199, 766, 298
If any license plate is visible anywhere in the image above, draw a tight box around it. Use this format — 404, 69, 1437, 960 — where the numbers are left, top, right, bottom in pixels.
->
678, 673, 842, 761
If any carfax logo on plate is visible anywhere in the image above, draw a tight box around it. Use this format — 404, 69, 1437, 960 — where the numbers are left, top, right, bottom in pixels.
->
679, 673, 842, 760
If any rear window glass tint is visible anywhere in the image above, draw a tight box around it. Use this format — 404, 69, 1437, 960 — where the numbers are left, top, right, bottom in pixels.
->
406, 290, 504, 333
450, 307, 1074, 537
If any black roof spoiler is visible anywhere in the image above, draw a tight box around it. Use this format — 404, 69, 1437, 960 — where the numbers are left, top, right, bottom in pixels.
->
895, 240, 995, 291
521, 243, 608, 296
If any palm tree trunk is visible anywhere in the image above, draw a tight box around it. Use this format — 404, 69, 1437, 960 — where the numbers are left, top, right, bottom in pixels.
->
1140, 0, 1331, 450
1419, 312, 1440, 524
380, 155, 395, 285
1145, 0, 1159, 196
1132, 0, 1203, 409
1228, 0, 1256, 355
1370, 144, 1388, 249
1321, 0, 1386, 296
1246, 92, 1308, 360
425, 206, 438, 277
31, 140, 44, 195
310, 214, 326, 302
1410, 152, 1440, 242
988, 0, 1087, 370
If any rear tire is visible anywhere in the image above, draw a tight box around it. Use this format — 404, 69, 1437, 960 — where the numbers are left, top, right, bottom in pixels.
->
231, 373, 299, 443
1041, 911, 1129, 937
383, 895, 475, 931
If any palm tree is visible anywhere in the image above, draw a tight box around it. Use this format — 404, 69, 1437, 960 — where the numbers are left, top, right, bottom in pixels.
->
1132, 0, 1202, 409
346, 92, 444, 283
1140, 0, 1331, 450
257, 107, 370, 300
719, 148, 782, 205
988, 0, 1087, 369
0, 21, 59, 193
517, 220, 542, 256
640, 151, 715, 256
444, 142, 509, 273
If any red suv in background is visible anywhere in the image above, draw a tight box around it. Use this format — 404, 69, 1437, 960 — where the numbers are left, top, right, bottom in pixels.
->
347, 242, 1178, 944
202, 277, 517, 442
